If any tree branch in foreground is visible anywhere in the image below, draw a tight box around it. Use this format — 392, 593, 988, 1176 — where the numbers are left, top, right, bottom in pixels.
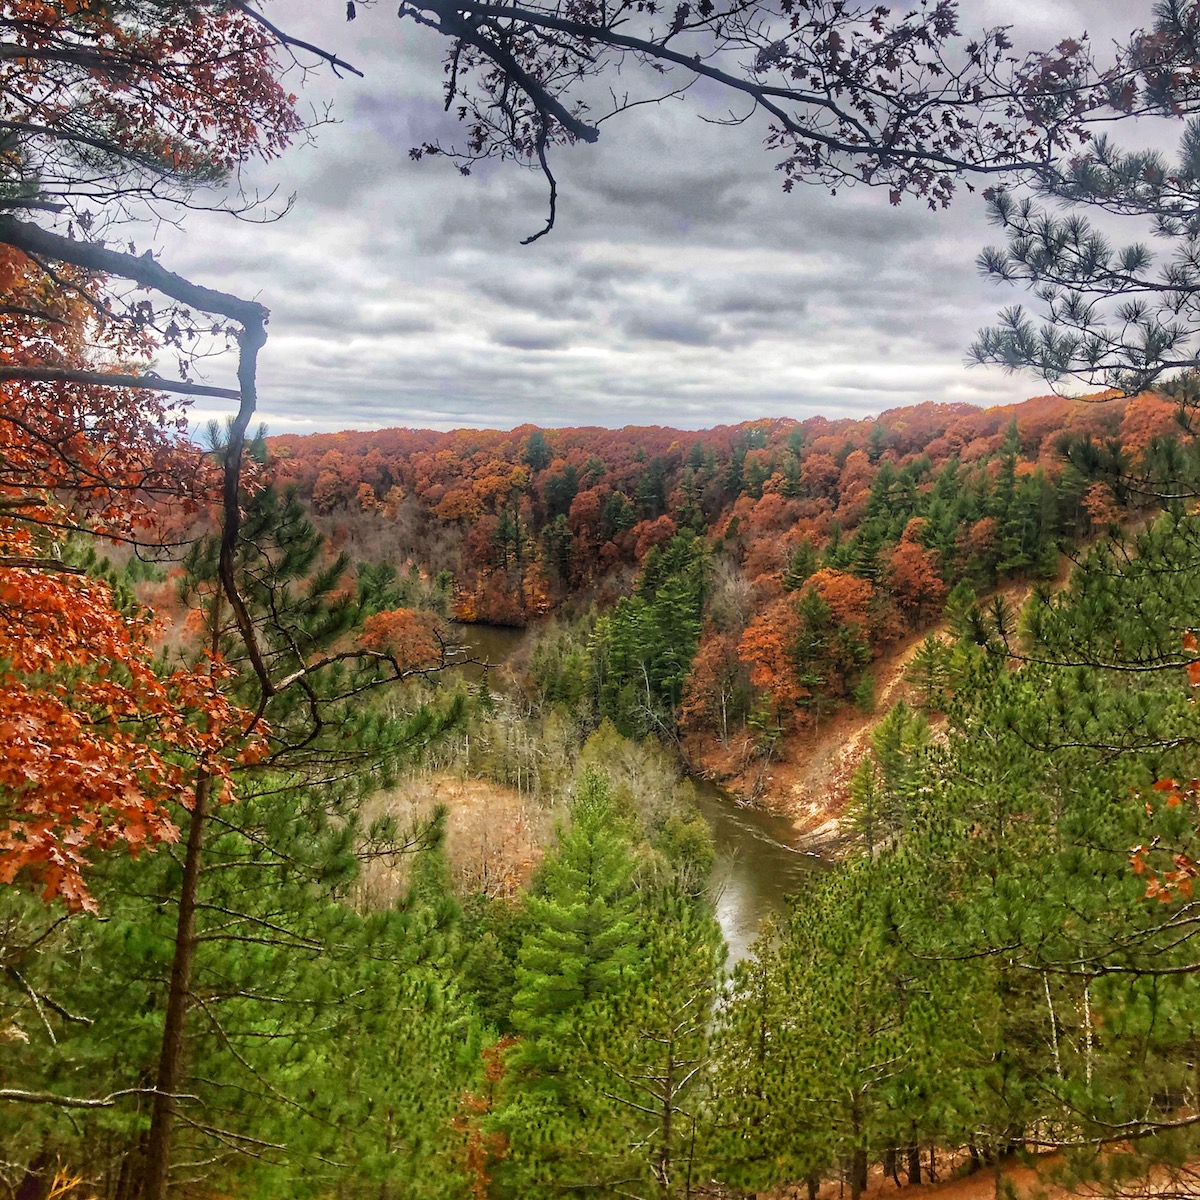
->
0, 366, 241, 401
0, 1087, 198, 1109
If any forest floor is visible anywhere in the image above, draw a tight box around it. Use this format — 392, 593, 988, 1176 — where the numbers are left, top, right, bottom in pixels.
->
832, 1157, 1070, 1200
764, 1150, 1196, 1200
360, 773, 551, 903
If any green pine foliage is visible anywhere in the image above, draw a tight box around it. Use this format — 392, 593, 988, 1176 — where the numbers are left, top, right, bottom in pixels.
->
711, 504, 1200, 1196
591, 532, 708, 737
491, 767, 723, 1199
508, 771, 642, 1046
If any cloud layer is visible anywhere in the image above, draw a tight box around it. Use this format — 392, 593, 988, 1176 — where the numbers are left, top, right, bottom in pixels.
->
162, 0, 1161, 434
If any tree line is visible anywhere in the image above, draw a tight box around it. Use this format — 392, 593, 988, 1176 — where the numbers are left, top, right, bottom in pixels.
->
9, 0, 1200, 1195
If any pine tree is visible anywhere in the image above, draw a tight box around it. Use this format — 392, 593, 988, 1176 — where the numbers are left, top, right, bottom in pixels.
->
494, 770, 645, 1195
783, 537, 819, 591
84, 480, 461, 1195
906, 633, 952, 711
582, 897, 722, 1197
593, 533, 707, 736
508, 773, 642, 1047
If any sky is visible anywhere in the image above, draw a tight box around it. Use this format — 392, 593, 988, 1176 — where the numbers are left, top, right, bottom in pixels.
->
160, 0, 1166, 436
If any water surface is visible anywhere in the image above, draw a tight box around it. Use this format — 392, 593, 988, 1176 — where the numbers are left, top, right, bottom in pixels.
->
689, 776, 823, 964
450, 621, 823, 963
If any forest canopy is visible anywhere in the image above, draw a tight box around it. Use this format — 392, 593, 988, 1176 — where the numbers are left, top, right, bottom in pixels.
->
7, 1, 1200, 1199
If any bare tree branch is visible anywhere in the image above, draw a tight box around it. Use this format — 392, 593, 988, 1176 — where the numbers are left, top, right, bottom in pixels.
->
0, 366, 240, 401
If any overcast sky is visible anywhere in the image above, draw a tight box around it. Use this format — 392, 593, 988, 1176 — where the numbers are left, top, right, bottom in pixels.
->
160, 0, 1167, 435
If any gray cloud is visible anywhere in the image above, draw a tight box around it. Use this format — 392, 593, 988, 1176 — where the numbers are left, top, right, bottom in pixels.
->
624, 311, 723, 346
489, 323, 575, 351
159, 0, 1159, 435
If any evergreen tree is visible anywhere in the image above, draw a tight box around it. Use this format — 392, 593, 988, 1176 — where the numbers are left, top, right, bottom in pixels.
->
522, 429, 552, 471
582, 897, 722, 1198
592, 533, 707, 737
906, 633, 952, 711
0, 480, 464, 1196
494, 771, 644, 1194
508, 773, 642, 1048
783, 537, 819, 591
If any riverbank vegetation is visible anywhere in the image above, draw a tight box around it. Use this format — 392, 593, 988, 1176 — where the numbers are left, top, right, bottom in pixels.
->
8, 402, 1200, 1197
9, 0, 1200, 1195
271, 389, 1185, 799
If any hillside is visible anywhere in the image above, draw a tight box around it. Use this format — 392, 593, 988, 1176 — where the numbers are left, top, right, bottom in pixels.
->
266, 390, 1180, 826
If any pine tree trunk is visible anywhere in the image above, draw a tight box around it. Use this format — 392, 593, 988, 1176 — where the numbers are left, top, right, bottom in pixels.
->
850, 1149, 869, 1200
141, 768, 212, 1200
883, 1147, 898, 1186
112, 1140, 136, 1200
849, 1095, 868, 1200
906, 1140, 922, 1185
14, 1152, 49, 1200
658, 1042, 675, 1196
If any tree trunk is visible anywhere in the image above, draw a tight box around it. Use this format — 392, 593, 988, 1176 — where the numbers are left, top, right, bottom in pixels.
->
906, 1141, 922, 1185
658, 1042, 675, 1196
14, 1152, 50, 1200
140, 768, 212, 1200
850, 1149, 869, 1200
849, 1093, 868, 1200
883, 1147, 899, 1186
112, 1135, 139, 1200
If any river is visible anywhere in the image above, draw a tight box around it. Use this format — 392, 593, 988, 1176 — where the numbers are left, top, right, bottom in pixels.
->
449, 622, 821, 963
688, 777, 822, 964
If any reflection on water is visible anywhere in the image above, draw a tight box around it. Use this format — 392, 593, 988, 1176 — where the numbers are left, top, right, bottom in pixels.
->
450, 622, 825, 966
448, 622, 529, 683
689, 777, 825, 966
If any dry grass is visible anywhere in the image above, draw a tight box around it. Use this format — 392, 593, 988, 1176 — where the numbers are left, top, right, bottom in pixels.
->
358, 772, 555, 905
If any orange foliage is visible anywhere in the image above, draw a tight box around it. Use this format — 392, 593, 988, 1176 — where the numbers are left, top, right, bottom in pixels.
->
360, 608, 445, 667
1131, 772, 1200, 905
805, 568, 874, 627
837, 449, 874, 511
454, 1038, 516, 1199
0, 246, 256, 909
681, 630, 748, 739
3, 1, 300, 183
0, 561, 252, 911
1081, 482, 1121, 530
1120, 392, 1179, 451
266, 389, 1159, 742
0, 0, 303, 908
738, 596, 804, 712
633, 515, 677, 561
887, 541, 947, 624
800, 451, 840, 499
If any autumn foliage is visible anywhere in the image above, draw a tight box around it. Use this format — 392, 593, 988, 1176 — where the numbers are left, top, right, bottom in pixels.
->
268, 390, 1179, 739
2, 0, 300, 195
0, 566, 249, 911
0, 236, 247, 908
361, 607, 446, 668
